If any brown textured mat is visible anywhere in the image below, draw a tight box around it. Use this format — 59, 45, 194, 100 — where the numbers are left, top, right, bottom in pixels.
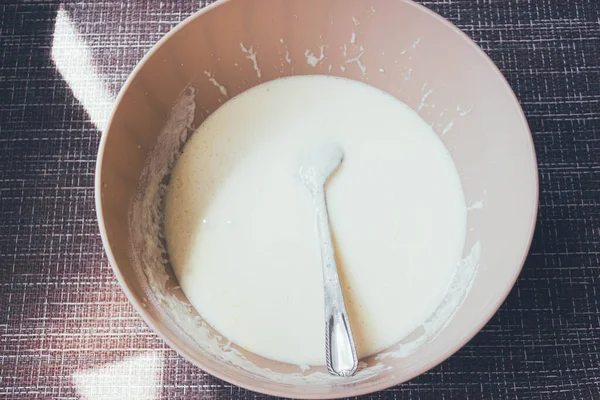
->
1, 0, 599, 398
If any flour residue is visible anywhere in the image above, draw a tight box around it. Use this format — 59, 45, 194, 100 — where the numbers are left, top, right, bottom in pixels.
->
240, 43, 261, 80
421, 241, 481, 336
457, 105, 473, 117
466, 200, 484, 211
345, 44, 367, 75
305, 45, 325, 67
129, 87, 201, 352
418, 84, 434, 112
203, 71, 228, 97
280, 38, 293, 64
440, 120, 454, 137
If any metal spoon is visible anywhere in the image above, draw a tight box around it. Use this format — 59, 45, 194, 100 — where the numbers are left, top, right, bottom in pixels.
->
299, 145, 358, 377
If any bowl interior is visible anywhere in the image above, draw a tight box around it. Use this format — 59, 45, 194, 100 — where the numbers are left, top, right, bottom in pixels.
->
97, 0, 538, 397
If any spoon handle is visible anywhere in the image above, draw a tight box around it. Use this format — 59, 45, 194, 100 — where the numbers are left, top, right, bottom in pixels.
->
314, 189, 358, 377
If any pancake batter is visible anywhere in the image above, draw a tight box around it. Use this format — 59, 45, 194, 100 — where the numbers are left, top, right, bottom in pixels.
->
164, 75, 466, 366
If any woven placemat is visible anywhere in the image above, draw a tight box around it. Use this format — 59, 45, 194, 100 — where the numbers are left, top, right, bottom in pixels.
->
1, 0, 599, 398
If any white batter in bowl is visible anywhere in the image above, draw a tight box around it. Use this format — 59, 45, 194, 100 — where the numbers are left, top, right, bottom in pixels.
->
164, 75, 467, 367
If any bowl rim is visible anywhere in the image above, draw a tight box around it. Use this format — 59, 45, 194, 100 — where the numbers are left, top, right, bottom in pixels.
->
95, 0, 539, 397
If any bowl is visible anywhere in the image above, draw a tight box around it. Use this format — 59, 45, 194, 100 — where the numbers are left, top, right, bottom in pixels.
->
95, 0, 538, 397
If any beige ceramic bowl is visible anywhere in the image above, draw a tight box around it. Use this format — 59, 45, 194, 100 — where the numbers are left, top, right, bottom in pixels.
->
95, 0, 538, 397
